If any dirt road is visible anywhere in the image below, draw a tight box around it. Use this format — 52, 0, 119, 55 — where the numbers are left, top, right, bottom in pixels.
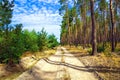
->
15, 47, 98, 80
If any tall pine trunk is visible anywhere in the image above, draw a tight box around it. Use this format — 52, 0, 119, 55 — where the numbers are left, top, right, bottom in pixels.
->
90, 0, 97, 55
110, 0, 115, 52
83, 1, 87, 49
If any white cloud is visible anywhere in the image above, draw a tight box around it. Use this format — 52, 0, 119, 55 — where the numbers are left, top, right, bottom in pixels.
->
38, 0, 59, 5
32, 5, 39, 11
12, 0, 62, 41
12, 12, 61, 41
12, 10, 61, 25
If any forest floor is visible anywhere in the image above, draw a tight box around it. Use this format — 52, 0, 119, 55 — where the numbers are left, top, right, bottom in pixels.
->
65, 46, 120, 80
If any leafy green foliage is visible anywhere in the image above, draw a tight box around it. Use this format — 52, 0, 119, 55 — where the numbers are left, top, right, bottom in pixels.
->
0, 26, 59, 64
87, 48, 92, 55
38, 28, 48, 51
47, 34, 59, 49
0, 0, 14, 28
23, 30, 39, 52
0, 24, 25, 63
97, 44, 105, 53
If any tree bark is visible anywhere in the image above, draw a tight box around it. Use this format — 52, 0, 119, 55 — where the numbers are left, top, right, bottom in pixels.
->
90, 0, 97, 55
110, 0, 115, 52
83, 1, 87, 49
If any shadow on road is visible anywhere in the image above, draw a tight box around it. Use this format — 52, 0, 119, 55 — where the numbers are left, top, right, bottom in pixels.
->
43, 58, 120, 73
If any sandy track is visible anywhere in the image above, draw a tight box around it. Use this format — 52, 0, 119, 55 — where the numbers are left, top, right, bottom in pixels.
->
15, 47, 98, 80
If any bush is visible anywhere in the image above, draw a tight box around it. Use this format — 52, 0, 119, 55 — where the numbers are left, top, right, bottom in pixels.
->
87, 48, 92, 54
0, 24, 25, 64
30, 45, 39, 52
103, 52, 112, 57
38, 28, 48, 51
97, 44, 105, 52
115, 47, 120, 52
0, 26, 58, 64
23, 30, 39, 52
47, 34, 59, 49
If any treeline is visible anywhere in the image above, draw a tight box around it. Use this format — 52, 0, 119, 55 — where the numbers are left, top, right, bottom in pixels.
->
59, 0, 120, 55
0, 25, 59, 64
0, 0, 59, 64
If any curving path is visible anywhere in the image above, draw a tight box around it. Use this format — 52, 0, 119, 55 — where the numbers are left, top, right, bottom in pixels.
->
15, 47, 98, 80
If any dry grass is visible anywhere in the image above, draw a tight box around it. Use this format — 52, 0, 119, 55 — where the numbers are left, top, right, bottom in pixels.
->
21, 51, 33, 58
62, 68, 71, 80
65, 46, 120, 80
64, 46, 88, 54
0, 64, 23, 80
0, 49, 56, 80
116, 43, 120, 54
0, 72, 22, 80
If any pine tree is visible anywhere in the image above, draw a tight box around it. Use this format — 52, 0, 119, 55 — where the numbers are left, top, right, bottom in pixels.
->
90, 0, 97, 55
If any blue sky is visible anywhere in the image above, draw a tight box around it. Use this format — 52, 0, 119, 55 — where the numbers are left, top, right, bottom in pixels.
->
12, 0, 64, 41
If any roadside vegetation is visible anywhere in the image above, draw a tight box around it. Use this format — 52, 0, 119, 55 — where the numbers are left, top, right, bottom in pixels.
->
65, 45, 120, 80
0, 0, 59, 79
0, 25, 59, 65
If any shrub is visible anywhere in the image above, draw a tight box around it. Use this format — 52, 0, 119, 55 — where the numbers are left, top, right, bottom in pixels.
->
47, 34, 59, 49
23, 30, 39, 52
38, 28, 48, 51
87, 48, 92, 54
0, 24, 25, 64
97, 44, 105, 52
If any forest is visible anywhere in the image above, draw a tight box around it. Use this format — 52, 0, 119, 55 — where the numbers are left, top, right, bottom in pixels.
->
60, 0, 120, 55
0, 0, 120, 80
